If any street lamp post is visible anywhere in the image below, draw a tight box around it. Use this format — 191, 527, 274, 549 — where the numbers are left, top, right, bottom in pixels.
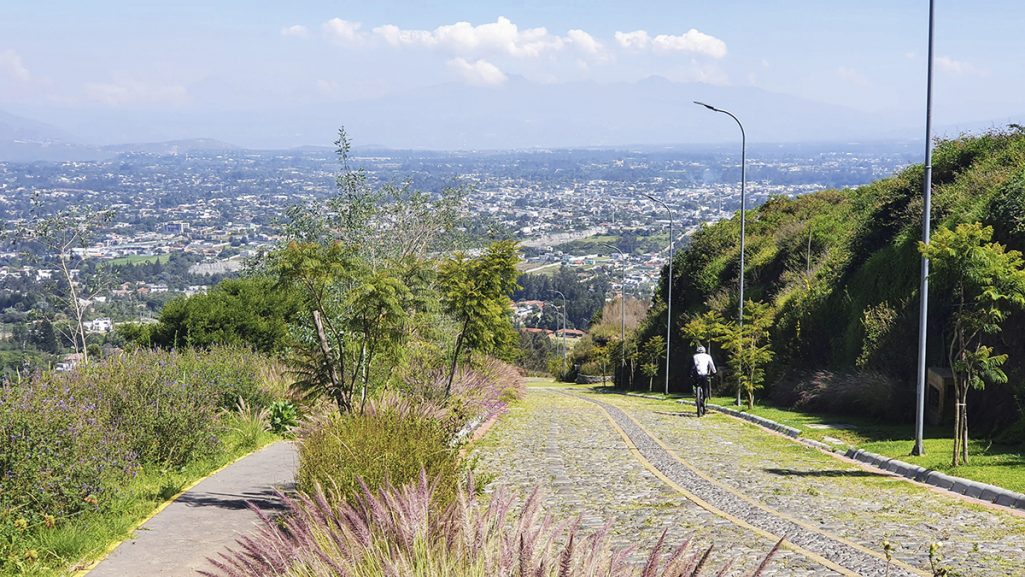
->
695, 101, 747, 406
913, 0, 936, 457
549, 289, 568, 371
639, 193, 674, 396
600, 243, 627, 382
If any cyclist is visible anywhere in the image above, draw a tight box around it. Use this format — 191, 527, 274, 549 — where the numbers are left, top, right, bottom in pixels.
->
692, 345, 716, 417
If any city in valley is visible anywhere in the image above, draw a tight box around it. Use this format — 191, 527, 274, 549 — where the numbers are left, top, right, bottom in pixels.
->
0, 141, 915, 358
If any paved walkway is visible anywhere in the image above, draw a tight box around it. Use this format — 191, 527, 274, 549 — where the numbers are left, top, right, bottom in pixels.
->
472, 387, 1025, 577
85, 441, 297, 577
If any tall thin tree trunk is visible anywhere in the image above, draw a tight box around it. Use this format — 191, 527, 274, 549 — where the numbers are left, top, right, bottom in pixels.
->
446, 317, 470, 397
359, 341, 368, 413
961, 392, 970, 465
60, 254, 88, 363
313, 310, 347, 413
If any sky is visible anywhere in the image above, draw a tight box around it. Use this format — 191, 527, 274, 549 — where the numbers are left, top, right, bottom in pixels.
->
1, 0, 1024, 148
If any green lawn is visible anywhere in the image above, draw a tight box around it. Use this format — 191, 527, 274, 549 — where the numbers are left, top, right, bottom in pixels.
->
11, 427, 278, 577
700, 395, 1025, 494
107, 254, 170, 266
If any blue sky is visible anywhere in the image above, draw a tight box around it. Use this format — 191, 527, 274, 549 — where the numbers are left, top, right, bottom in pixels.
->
1, 1, 1023, 147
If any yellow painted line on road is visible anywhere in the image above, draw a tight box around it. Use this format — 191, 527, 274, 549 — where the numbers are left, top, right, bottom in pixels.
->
599, 396, 931, 577
70, 440, 284, 577
591, 402, 862, 577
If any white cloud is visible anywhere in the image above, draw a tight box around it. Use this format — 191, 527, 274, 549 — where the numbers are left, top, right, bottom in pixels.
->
0, 49, 31, 83
936, 56, 988, 77
614, 30, 651, 50
566, 29, 602, 56
836, 66, 870, 87
281, 25, 309, 38
447, 57, 507, 86
84, 79, 189, 106
323, 18, 365, 45
651, 29, 727, 58
373, 17, 564, 59
615, 29, 726, 58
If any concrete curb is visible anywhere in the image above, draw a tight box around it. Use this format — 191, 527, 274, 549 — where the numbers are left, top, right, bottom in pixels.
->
843, 447, 1025, 512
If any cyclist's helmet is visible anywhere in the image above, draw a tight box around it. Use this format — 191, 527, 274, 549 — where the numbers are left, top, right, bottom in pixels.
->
696, 346, 706, 353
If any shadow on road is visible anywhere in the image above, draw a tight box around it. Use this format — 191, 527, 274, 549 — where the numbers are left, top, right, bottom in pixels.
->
764, 468, 886, 478
176, 484, 294, 511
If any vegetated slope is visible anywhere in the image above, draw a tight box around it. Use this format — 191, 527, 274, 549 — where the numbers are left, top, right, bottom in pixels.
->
642, 128, 1025, 429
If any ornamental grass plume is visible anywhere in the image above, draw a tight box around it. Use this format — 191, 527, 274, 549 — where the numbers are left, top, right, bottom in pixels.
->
202, 472, 780, 577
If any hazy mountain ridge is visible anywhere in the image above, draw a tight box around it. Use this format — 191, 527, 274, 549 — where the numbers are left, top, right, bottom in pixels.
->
2, 76, 1023, 160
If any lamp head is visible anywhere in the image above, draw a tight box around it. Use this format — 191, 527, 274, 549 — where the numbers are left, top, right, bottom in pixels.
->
694, 100, 718, 111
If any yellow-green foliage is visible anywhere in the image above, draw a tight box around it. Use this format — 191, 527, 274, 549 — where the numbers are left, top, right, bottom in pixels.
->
297, 403, 462, 507
637, 128, 1025, 420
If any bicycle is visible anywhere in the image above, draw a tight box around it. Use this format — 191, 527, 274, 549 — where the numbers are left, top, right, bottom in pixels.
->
694, 379, 708, 417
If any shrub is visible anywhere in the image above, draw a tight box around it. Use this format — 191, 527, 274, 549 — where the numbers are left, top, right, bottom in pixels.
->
267, 400, 299, 434
56, 347, 280, 467
203, 473, 780, 577
770, 370, 906, 420
296, 402, 462, 507
401, 357, 525, 431
66, 352, 225, 466
0, 379, 135, 521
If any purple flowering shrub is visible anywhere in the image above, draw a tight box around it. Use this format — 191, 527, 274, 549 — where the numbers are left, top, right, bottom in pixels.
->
0, 378, 134, 521
1, 347, 279, 539
402, 356, 526, 432
203, 472, 780, 577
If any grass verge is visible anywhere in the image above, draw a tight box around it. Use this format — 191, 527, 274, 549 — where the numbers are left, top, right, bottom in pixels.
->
702, 395, 1025, 494
8, 427, 277, 577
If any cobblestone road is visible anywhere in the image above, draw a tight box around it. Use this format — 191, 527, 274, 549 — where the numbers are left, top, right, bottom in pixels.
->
472, 387, 1025, 577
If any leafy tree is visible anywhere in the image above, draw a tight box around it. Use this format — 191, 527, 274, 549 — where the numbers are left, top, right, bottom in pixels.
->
716, 300, 775, 409
517, 330, 555, 374
919, 223, 1025, 466
439, 240, 521, 395
266, 128, 465, 413
681, 309, 724, 353
140, 276, 300, 353
640, 335, 665, 393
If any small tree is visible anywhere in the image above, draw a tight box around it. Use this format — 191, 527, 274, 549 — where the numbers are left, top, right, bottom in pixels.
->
716, 300, 774, 409
439, 240, 521, 395
8, 197, 113, 364
680, 310, 724, 352
640, 335, 665, 393
919, 223, 1025, 466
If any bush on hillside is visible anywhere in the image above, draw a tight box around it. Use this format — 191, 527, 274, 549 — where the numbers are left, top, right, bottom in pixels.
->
125, 276, 301, 354
770, 370, 907, 420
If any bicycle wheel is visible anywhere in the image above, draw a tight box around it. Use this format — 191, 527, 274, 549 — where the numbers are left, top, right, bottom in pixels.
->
695, 386, 704, 417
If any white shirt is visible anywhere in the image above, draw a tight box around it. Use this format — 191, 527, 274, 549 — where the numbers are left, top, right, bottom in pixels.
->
693, 352, 716, 376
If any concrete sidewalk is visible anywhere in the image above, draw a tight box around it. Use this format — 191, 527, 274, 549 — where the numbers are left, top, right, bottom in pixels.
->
85, 441, 297, 577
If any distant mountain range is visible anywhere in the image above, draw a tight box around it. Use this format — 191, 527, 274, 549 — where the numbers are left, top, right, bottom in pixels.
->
2, 76, 1023, 160
0, 110, 238, 162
